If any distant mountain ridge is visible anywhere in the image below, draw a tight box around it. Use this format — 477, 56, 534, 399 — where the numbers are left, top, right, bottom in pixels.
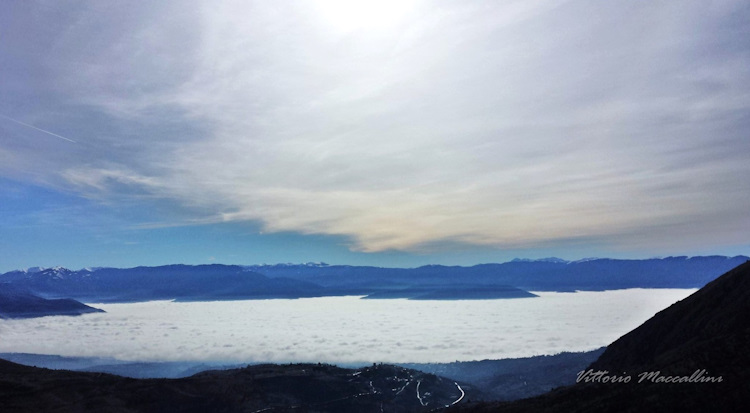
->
510, 257, 572, 264
0, 264, 324, 302
1, 256, 746, 303
0, 285, 103, 319
245, 255, 748, 291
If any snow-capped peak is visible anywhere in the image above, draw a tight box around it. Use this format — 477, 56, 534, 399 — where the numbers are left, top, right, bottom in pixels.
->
571, 257, 601, 263
510, 257, 570, 264
35, 267, 73, 280
246, 262, 330, 269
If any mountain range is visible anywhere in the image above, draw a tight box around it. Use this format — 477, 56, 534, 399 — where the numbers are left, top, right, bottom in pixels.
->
0, 258, 748, 411
1, 256, 746, 304
244, 255, 748, 291
0, 264, 324, 302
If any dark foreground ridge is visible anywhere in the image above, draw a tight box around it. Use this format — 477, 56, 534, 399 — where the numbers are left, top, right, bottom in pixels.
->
401, 348, 605, 401
0, 361, 476, 412
450, 260, 750, 412
0, 350, 603, 401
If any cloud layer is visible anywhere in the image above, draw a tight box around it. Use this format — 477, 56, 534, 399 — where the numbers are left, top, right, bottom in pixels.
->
0, 290, 695, 363
1, 0, 749, 253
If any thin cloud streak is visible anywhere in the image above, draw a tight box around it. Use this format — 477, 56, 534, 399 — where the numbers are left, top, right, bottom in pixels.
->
0, 114, 77, 143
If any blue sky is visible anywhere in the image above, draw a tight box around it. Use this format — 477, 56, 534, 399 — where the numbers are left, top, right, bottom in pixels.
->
1, 0, 749, 272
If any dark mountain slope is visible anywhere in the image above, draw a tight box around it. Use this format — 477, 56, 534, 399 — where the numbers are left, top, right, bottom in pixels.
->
590, 260, 750, 374
451, 260, 750, 412
0, 360, 474, 412
401, 348, 605, 401
0, 284, 103, 318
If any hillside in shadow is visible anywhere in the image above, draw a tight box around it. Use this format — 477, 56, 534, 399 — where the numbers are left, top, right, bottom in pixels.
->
451, 260, 750, 412
0, 361, 476, 412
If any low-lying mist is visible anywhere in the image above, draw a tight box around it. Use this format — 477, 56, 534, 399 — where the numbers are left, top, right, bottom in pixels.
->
0, 289, 695, 364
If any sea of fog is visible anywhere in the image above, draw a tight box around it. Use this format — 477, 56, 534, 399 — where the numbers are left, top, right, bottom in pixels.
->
0, 289, 695, 364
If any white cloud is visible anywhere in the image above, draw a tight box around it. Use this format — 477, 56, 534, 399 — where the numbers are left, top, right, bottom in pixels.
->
0, 290, 696, 363
3, 0, 749, 253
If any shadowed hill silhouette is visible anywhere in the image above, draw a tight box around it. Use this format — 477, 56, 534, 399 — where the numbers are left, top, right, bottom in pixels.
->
0, 360, 476, 412
0, 284, 103, 318
451, 260, 750, 412
590, 260, 750, 375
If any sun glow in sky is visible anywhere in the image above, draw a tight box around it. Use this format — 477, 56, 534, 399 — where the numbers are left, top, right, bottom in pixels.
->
0, 1, 748, 271
313, 0, 419, 32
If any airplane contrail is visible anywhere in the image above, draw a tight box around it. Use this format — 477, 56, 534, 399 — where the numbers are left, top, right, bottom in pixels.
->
0, 113, 77, 143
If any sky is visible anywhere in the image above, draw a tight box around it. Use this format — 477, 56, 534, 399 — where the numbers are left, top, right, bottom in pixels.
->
1, 0, 749, 272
